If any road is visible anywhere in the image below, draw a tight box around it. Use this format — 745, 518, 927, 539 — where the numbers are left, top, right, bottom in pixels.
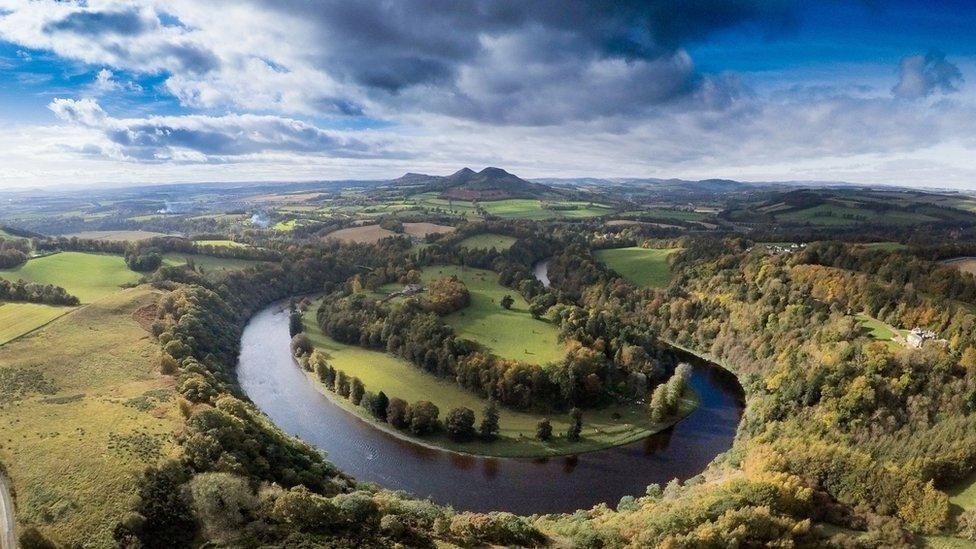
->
0, 472, 14, 549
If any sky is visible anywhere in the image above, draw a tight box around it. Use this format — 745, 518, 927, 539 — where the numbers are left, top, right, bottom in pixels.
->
1, 0, 975, 189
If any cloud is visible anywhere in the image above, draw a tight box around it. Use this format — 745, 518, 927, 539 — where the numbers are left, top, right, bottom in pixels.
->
47, 98, 400, 162
892, 50, 963, 99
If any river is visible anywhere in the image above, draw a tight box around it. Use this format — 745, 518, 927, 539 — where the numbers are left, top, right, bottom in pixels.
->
237, 305, 744, 514
533, 259, 551, 288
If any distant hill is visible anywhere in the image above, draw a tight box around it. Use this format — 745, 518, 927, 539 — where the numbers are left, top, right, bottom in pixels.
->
394, 167, 559, 199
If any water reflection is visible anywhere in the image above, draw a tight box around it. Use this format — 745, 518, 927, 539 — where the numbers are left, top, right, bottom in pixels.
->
238, 305, 744, 514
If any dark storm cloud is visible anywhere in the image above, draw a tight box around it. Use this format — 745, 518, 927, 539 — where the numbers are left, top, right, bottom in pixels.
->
892, 50, 963, 99
258, 0, 796, 122
44, 9, 148, 36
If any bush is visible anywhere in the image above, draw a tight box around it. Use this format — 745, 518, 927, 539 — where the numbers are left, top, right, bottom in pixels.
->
536, 418, 552, 441
187, 472, 257, 543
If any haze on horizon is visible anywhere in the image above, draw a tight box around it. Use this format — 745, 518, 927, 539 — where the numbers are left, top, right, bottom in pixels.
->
1, 1, 975, 189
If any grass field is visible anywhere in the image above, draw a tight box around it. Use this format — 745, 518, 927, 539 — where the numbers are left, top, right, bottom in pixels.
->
0, 287, 180, 546
776, 203, 938, 226
855, 314, 904, 341
943, 257, 976, 277
594, 247, 678, 288
162, 253, 261, 272
457, 233, 517, 251
324, 224, 397, 244
411, 193, 613, 220
272, 219, 297, 231
62, 230, 171, 241
0, 252, 141, 303
0, 303, 74, 346
620, 208, 709, 222
390, 265, 565, 364
302, 304, 695, 457
193, 239, 248, 248
402, 222, 455, 237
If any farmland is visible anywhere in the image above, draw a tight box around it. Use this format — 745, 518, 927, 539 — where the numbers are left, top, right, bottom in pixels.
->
0, 287, 179, 546
457, 232, 517, 251
594, 247, 678, 288
0, 303, 73, 345
0, 252, 141, 303
62, 230, 171, 241
301, 304, 695, 457
324, 224, 396, 244
161, 253, 263, 272
193, 239, 247, 248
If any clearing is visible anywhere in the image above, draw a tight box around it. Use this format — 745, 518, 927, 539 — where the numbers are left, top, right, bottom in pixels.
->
0, 252, 141, 303
594, 247, 679, 288
0, 287, 180, 546
457, 233, 518, 251
387, 265, 565, 364
302, 303, 695, 458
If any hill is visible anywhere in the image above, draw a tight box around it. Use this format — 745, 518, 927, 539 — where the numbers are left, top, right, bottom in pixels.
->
395, 167, 558, 200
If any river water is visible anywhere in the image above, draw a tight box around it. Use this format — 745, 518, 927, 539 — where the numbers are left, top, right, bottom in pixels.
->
237, 305, 744, 514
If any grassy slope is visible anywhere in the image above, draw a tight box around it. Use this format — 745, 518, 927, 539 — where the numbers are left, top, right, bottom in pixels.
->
420, 265, 564, 364
302, 306, 696, 457
0, 252, 141, 303
0, 303, 74, 345
162, 253, 261, 272
594, 247, 677, 288
0, 287, 180, 546
457, 233, 517, 251
193, 239, 247, 248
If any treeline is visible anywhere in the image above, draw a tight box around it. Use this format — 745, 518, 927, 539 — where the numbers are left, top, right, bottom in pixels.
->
0, 237, 29, 268
0, 279, 79, 306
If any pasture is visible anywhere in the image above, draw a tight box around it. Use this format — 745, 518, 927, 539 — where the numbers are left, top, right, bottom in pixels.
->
302, 304, 695, 457
0, 302, 73, 345
457, 233, 517, 251
775, 203, 938, 226
193, 239, 248, 248
420, 265, 564, 364
856, 314, 906, 343
0, 287, 180, 546
162, 253, 262, 272
62, 230, 171, 241
0, 252, 141, 303
594, 247, 678, 288
402, 222, 455, 238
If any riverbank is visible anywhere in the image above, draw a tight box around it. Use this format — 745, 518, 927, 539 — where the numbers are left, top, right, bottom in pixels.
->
237, 304, 745, 514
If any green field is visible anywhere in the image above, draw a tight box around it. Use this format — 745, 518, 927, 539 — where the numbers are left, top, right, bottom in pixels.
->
302, 304, 696, 457
162, 253, 262, 272
620, 208, 709, 222
193, 239, 248, 248
594, 247, 678, 288
776, 203, 938, 226
457, 233, 518, 251
0, 287, 180, 546
272, 219, 297, 231
411, 193, 613, 220
0, 252, 141, 303
413, 265, 564, 364
0, 302, 74, 345
62, 230, 170, 241
855, 313, 906, 342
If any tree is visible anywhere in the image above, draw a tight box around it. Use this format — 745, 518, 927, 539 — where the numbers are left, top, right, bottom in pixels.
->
500, 294, 515, 310
336, 371, 350, 397
387, 397, 410, 429
372, 391, 389, 420
290, 333, 312, 357
350, 377, 365, 405
446, 407, 476, 441
649, 384, 668, 423
566, 407, 582, 442
479, 400, 500, 440
536, 418, 553, 441
289, 310, 304, 337
409, 400, 440, 435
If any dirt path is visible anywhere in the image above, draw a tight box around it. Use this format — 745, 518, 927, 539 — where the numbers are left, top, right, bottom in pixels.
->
0, 472, 14, 549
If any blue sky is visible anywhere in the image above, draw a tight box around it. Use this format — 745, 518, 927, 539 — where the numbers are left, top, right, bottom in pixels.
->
0, 1, 975, 188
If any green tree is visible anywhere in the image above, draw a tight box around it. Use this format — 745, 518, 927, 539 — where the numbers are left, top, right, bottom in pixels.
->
500, 294, 515, 310
387, 397, 410, 429
372, 391, 390, 420
479, 400, 500, 440
409, 400, 440, 435
350, 377, 365, 405
288, 310, 304, 337
536, 418, 552, 441
446, 407, 476, 441
566, 407, 582, 442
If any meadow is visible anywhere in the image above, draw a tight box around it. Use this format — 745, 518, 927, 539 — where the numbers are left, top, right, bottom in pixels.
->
324, 224, 396, 244
0, 287, 180, 546
775, 203, 938, 226
302, 304, 695, 457
62, 230, 171, 241
193, 239, 248, 248
594, 247, 678, 288
403, 265, 565, 364
162, 253, 262, 272
0, 252, 141, 303
0, 303, 73, 345
457, 232, 518, 251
